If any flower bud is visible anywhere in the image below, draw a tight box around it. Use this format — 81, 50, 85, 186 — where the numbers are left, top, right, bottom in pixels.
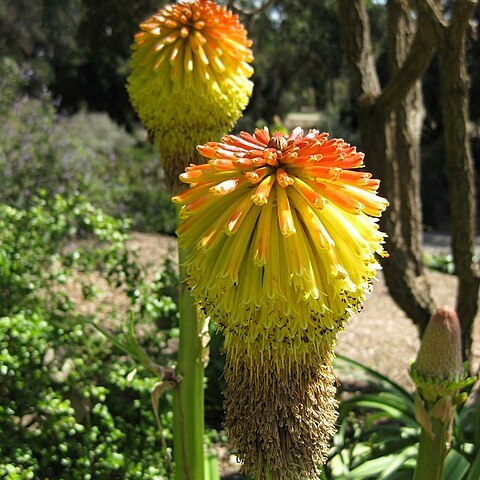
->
416, 306, 463, 382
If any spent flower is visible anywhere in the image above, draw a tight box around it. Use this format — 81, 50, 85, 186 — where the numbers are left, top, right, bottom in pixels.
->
128, 0, 253, 187
174, 127, 388, 479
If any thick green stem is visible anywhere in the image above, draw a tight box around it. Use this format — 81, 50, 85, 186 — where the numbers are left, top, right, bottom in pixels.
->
173, 245, 205, 480
413, 417, 450, 480
204, 452, 220, 480
265, 466, 273, 480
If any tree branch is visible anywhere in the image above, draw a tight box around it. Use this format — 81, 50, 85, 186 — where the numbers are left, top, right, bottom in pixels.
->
376, 5, 437, 114
450, 0, 478, 45
336, 0, 381, 102
227, 0, 277, 19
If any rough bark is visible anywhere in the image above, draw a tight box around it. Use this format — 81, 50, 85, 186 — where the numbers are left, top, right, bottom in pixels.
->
417, 0, 480, 361
337, 0, 436, 332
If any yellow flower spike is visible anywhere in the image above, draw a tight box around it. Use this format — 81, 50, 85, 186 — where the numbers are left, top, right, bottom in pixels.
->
173, 127, 389, 480
128, 0, 253, 189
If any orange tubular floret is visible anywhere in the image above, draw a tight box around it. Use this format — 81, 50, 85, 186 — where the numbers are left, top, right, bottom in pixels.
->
197, 144, 217, 158
211, 159, 237, 170
253, 127, 271, 144
224, 135, 262, 151
338, 153, 365, 169
292, 178, 325, 209
343, 187, 389, 217
209, 177, 244, 196
276, 168, 294, 188
279, 150, 299, 165
216, 144, 248, 155
289, 165, 336, 180
236, 156, 265, 168
245, 149, 268, 159
239, 130, 266, 147
297, 141, 323, 157
245, 166, 272, 184
251, 174, 275, 205
294, 165, 340, 178
180, 192, 217, 217
172, 181, 216, 203
321, 184, 365, 215
225, 195, 255, 235
363, 178, 381, 193
335, 170, 372, 186
181, 169, 239, 184
179, 165, 214, 183
317, 153, 346, 165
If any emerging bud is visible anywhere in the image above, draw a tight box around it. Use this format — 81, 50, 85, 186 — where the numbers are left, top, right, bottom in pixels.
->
410, 309, 477, 455
415, 306, 463, 382
411, 306, 476, 428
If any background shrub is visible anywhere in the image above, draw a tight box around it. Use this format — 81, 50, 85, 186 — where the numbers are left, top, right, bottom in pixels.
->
0, 194, 177, 479
0, 56, 177, 235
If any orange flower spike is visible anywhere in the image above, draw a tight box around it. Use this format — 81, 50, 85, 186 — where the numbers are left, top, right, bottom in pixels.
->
175, 125, 389, 337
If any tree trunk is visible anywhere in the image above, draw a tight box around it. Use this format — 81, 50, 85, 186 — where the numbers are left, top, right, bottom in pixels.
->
337, 0, 436, 332
383, 0, 435, 331
418, 0, 480, 361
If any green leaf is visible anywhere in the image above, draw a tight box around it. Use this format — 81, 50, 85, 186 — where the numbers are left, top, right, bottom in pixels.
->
334, 355, 412, 399
347, 455, 404, 479
474, 392, 480, 455
377, 446, 416, 479
465, 446, 480, 480
443, 449, 470, 480
340, 396, 417, 428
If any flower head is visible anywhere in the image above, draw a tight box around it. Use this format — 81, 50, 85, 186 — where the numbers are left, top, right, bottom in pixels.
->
174, 127, 388, 479
127, 0, 254, 187
174, 127, 388, 362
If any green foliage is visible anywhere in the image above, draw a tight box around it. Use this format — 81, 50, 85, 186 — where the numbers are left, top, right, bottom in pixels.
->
0, 194, 131, 316
0, 57, 26, 114
423, 252, 456, 275
325, 355, 480, 480
0, 57, 176, 234
0, 194, 178, 479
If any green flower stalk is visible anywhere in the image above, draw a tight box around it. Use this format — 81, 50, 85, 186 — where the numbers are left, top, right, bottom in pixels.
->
173, 127, 388, 479
127, 0, 254, 189
411, 306, 476, 480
